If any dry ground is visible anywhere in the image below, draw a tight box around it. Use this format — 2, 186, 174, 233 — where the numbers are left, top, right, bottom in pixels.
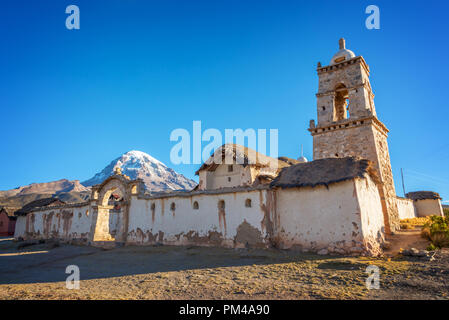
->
0, 233, 448, 300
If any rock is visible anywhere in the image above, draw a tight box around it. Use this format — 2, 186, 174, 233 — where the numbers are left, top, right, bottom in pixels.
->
350, 246, 363, 253
381, 241, 391, 249
317, 249, 328, 255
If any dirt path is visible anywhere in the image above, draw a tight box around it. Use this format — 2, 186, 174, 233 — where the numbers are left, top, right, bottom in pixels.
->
0, 236, 448, 300
384, 228, 429, 257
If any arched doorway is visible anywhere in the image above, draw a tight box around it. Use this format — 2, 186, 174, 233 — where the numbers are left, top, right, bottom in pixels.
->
92, 177, 129, 244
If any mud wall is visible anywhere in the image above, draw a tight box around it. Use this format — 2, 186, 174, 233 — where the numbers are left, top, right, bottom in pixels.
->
414, 199, 444, 217
396, 197, 417, 219
13, 204, 92, 242
127, 189, 271, 248
275, 175, 385, 256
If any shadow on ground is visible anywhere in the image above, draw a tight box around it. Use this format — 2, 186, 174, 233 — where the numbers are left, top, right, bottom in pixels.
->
0, 237, 335, 285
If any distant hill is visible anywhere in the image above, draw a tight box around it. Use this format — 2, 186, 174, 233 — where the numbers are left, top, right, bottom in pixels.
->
0, 179, 90, 212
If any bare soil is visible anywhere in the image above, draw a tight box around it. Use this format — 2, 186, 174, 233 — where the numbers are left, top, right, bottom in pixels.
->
0, 233, 448, 300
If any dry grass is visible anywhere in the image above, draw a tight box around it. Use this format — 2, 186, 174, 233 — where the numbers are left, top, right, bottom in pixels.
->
400, 217, 430, 230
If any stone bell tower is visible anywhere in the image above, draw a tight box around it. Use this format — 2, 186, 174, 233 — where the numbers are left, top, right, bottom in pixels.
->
308, 38, 399, 233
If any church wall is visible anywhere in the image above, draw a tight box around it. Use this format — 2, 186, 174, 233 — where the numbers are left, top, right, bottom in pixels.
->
396, 197, 417, 219
13, 176, 387, 256
13, 204, 92, 242
126, 189, 270, 248
354, 177, 385, 255
198, 164, 253, 190
274, 175, 385, 255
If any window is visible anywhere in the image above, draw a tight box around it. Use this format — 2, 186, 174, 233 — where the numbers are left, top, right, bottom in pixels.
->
85, 210, 89, 217
228, 165, 233, 172
245, 199, 252, 208
334, 84, 349, 121
228, 177, 231, 182
170, 202, 176, 210
193, 201, 199, 210
151, 203, 156, 210
218, 200, 225, 209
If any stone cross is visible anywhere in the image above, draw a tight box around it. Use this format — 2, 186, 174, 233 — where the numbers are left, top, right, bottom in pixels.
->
339, 38, 345, 50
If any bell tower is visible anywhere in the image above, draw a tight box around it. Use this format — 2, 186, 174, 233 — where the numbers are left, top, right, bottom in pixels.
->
308, 38, 399, 233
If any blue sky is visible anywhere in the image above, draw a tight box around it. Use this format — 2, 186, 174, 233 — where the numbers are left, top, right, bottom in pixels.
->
1, 0, 448, 201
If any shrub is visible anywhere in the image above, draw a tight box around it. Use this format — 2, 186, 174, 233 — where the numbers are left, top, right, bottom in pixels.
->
422, 215, 449, 249
444, 207, 449, 217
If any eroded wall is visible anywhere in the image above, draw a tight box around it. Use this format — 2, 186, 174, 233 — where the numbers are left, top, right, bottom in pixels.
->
14, 204, 92, 242
13, 176, 387, 256
127, 190, 271, 248
396, 197, 417, 219
275, 176, 385, 256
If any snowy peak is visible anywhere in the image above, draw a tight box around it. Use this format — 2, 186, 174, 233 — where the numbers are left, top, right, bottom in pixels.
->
82, 150, 197, 192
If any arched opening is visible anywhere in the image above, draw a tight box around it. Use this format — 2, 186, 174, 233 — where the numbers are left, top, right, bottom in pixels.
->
245, 199, 252, 208
93, 179, 127, 243
334, 84, 350, 121
193, 201, 199, 210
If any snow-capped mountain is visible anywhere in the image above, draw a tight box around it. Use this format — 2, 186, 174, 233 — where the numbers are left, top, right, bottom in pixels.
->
82, 150, 197, 192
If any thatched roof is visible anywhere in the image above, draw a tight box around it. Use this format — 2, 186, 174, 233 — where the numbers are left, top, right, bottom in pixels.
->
270, 157, 378, 189
195, 144, 289, 175
406, 191, 442, 201
277, 157, 300, 166
14, 198, 66, 216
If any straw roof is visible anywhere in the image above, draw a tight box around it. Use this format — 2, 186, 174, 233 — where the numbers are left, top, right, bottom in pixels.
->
195, 144, 289, 175
406, 191, 442, 201
270, 157, 378, 189
14, 198, 66, 216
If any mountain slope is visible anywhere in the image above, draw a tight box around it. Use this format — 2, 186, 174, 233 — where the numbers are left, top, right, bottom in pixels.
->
0, 179, 89, 199
82, 150, 197, 192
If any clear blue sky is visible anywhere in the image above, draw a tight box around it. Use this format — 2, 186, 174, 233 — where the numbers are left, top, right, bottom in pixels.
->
1, 0, 448, 201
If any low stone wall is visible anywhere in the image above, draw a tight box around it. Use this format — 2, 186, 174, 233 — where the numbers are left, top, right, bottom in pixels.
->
396, 197, 417, 219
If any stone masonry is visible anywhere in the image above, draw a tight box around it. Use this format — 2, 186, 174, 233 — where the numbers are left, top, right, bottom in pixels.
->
308, 39, 400, 233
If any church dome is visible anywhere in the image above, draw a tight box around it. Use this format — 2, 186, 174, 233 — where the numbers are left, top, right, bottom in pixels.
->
297, 156, 308, 163
330, 38, 355, 65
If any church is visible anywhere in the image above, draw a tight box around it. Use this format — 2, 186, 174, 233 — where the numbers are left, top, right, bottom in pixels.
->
13, 39, 444, 256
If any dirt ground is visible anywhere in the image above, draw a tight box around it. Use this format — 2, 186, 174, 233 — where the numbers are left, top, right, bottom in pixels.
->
0, 233, 448, 300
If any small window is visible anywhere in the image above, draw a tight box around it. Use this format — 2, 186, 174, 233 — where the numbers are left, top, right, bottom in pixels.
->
86, 210, 89, 217
170, 202, 176, 210
245, 199, 252, 208
335, 153, 339, 157
193, 201, 199, 210
228, 165, 233, 172
78, 212, 82, 219
218, 200, 225, 209
228, 177, 231, 182
322, 106, 326, 111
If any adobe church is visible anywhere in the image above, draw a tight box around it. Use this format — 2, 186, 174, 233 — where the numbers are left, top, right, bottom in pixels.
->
14, 39, 444, 256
